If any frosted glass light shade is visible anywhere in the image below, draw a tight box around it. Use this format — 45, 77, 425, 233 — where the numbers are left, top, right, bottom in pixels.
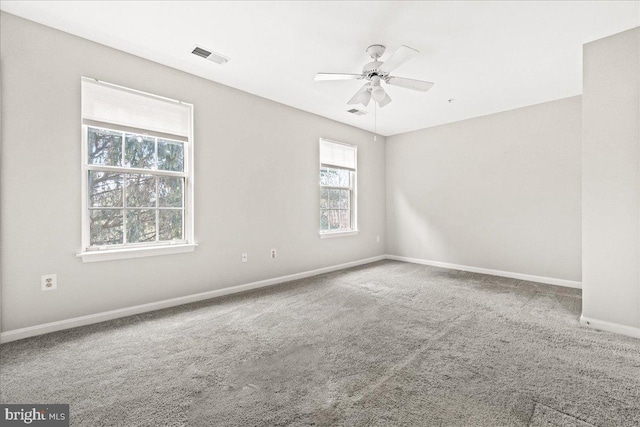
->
371, 86, 386, 102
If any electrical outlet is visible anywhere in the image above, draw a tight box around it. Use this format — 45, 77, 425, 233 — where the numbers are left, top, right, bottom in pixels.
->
41, 274, 57, 291
241, 253, 248, 263
270, 248, 277, 259
376, 235, 380, 243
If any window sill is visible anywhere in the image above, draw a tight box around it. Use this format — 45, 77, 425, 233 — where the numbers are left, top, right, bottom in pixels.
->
77, 243, 198, 263
319, 230, 359, 239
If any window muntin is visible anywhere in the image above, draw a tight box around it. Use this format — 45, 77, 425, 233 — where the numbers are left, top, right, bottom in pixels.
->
85, 125, 186, 249
319, 139, 357, 234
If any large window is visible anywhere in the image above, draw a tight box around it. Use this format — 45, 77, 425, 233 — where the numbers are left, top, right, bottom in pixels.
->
319, 139, 357, 236
79, 78, 194, 262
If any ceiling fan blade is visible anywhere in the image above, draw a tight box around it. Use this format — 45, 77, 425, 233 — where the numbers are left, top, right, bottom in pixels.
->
348, 83, 372, 106
315, 73, 363, 81
379, 45, 419, 73
386, 76, 434, 92
378, 93, 392, 108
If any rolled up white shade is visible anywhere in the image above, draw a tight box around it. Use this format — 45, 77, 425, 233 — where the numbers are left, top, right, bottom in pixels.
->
82, 78, 192, 138
320, 139, 356, 170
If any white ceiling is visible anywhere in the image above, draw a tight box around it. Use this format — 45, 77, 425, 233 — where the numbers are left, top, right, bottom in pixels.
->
2, 1, 639, 136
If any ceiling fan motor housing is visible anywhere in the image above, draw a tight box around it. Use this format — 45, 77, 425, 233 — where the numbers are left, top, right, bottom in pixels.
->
363, 61, 387, 80
364, 44, 388, 80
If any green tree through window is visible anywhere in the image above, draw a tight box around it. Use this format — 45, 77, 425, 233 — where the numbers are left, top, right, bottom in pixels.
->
86, 126, 185, 247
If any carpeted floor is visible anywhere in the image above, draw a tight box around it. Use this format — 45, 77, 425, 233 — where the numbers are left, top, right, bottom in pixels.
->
1, 260, 639, 426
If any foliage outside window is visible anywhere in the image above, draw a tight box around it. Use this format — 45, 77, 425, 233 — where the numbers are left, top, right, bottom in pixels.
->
320, 167, 353, 231
319, 139, 357, 234
86, 127, 186, 248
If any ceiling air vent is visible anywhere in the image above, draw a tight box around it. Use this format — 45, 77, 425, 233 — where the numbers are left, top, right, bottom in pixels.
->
191, 46, 229, 65
347, 108, 367, 116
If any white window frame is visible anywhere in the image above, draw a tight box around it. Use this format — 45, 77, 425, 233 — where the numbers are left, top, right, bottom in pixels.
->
77, 80, 196, 262
319, 138, 358, 238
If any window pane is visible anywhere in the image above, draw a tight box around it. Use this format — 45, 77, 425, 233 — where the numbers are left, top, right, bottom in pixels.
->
320, 166, 349, 188
329, 189, 339, 209
89, 171, 123, 207
320, 188, 329, 209
88, 127, 122, 166
327, 169, 340, 186
159, 210, 183, 241
320, 210, 329, 231
158, 139, 184, 172
90, 209, 123, 245
339, 190, 350, 209
125, 133, 155, 169
158, 177, 183, 207
126, 174, 156, 207
340, 210, 351, 229
338, 169, 350, 187
320, 168, 330, 186
328, 209, 340, 230
126, 210, 156, 243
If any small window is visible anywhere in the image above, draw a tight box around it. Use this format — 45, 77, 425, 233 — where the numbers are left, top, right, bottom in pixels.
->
79, 78, 195, 261
319, 139, 357, 236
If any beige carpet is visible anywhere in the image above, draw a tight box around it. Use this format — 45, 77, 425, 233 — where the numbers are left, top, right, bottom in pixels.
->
1, 260, 639, 426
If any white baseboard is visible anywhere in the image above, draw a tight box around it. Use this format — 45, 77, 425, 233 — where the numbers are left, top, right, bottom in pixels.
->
580, 315, 640, 339
0, 254, 585, 344
385, 254, 582, 289
0, 255, 385, 344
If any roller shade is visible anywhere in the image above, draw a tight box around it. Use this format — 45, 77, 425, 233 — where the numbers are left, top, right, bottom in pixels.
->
320, 139, 356, 170
82, 78, 191, 138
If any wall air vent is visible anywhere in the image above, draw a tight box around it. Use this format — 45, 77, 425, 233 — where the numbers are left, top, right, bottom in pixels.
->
191, 46, 229, 65
347, 108, 367, 116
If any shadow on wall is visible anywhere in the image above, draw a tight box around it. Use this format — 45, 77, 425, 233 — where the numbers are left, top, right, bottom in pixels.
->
391, 191, 449, 260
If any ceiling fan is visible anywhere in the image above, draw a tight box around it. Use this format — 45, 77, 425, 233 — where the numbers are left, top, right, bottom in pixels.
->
315, 44, 434, 108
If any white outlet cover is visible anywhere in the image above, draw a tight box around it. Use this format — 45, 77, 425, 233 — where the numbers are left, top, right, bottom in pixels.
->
241, 253, 248, 263
41, 274, 57, 291
270, 248, 277, 258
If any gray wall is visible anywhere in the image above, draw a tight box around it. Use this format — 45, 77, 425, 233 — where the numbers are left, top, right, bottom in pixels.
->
582, 27, 640, 330
0, 12, 386, 332
386, 97, 582, 282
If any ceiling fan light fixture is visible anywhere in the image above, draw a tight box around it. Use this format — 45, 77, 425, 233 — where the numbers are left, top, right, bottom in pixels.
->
371, 86, 386, 102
